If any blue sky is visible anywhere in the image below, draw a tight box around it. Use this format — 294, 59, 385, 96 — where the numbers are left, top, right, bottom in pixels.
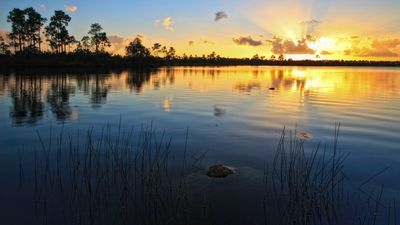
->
0, 0, 399, 59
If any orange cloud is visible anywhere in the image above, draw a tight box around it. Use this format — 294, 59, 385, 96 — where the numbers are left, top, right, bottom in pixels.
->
267, 36, 315, 55
64, 5, 77, 13
320, 50, 332, 55
342, 37, 400, 58
232, 36, 263, 46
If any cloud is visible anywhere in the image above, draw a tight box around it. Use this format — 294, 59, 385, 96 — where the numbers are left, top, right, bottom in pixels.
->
107, 35, 134, 55
215, 11, 228, 21
157, 17, 175, 32
64, 5, 77, 13
107, 34, 150, 55
300, 19, 321, 25
188, 39, 214, 46
305, 34, 317, 42
320, 50, 332, 55
40, 4, 46, 10
232, 36, 263, 46
267, 36, 315, 55
0, 30, 9, 40
342, 37, 400, 58
203, 39, 214, 44
108, 35, 124, 44
372, 38, 400, 49
361, 50, 398, 57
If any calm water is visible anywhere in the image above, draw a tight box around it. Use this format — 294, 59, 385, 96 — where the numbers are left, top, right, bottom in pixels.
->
0, 66, 400, 224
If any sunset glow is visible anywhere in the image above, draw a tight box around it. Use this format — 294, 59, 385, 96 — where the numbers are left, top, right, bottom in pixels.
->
0, 0, 399, 60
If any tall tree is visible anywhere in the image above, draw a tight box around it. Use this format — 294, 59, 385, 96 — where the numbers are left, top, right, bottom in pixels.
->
7, 8, 26, 52
24, 7, 46, 52
166, 47, 176, 59
125, 37, 150, 57
88, 23, 110, 53
45, 10, 74, 53
151, 43, 162, 57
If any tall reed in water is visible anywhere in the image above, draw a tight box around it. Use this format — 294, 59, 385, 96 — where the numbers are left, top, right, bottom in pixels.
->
19, 123, 398, 225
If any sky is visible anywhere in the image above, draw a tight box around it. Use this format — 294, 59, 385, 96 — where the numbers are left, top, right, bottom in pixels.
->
0, 0, 399, 60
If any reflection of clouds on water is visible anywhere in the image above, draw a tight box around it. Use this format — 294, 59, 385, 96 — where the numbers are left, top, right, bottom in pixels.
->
213, 105, 226, 117
162, 96, 174, 112
297, 131, 312, 140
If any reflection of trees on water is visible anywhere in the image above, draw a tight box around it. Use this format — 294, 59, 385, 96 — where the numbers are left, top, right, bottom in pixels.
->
125, 69, 173, 93
3, 69, 174, 124
151, 68, 175, 90
90, 74, 109, 108
46, 75, 76, 121
75, 75, 91, 96
9, 75, 44, 125
126, 70, 152, 93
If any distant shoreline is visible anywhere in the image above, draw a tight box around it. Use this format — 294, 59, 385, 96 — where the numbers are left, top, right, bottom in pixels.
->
1, 54, 399, 70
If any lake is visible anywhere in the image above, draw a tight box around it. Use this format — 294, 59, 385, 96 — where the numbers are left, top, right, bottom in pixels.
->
0, 66, 399, 225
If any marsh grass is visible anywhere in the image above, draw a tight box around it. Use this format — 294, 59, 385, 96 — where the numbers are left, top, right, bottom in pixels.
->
262, 123, 398, 225
26, 122, 207, 225
18, 122, 399, 225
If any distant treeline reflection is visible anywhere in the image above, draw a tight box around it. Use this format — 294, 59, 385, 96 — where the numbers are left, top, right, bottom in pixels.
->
2, 69, 158, 125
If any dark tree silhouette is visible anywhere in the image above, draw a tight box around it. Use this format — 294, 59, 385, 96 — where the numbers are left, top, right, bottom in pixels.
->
252, 54, 260, 60
24, 7, 47, 53
278, 54, 285, 61
166, 47, 176, 59
76, 35, 91, 52
88, 23, 110, 53
7, 8, 26, 52
151, 43, 162, 56
125, 37, 150, 57
45, 10, 75, 53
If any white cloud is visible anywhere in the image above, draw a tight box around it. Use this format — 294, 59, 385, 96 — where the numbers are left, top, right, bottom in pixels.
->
157, 17, 175, 32
64, 5, 77, 13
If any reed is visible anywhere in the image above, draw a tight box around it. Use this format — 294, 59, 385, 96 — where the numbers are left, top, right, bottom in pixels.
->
18, 122, 398, 225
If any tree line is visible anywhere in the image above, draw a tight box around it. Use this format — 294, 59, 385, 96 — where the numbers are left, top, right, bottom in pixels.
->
0, 7, 399, 68
2, 7, 111, 54
0, 7, 316, 60
0, 7, 180, 59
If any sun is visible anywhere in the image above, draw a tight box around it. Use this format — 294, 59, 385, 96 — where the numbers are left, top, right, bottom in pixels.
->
308, 37, 336, 54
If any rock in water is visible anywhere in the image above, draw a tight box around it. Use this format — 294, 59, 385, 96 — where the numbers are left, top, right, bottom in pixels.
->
206, 164, 234, 178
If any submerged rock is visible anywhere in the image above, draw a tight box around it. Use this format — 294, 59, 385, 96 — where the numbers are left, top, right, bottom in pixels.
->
206, 164, 234, 178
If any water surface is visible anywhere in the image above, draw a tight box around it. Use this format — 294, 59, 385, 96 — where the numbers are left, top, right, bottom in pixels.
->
0, 66, 399, 224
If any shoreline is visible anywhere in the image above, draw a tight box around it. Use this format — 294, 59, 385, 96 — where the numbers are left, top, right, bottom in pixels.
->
1, 54, 399, 70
